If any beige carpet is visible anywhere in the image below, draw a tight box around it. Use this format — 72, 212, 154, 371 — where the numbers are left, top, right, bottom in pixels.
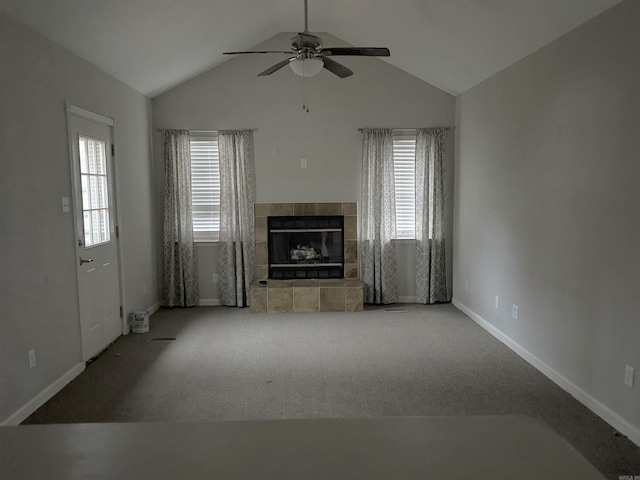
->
23, 304, 640, 479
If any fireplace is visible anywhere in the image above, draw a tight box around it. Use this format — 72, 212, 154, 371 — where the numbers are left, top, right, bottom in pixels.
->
254, 202, 358, 281
251, 202, 362, 313
268, 215, 344, 279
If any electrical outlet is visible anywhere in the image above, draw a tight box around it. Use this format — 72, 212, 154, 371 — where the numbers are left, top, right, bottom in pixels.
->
28, 349, 36, 369
495, 295, 499, 309
625, 365, 634, 388
511, 304, 519, 320
213, 274, 219, 283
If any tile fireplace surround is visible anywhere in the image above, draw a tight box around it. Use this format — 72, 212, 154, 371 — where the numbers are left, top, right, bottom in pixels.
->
251, 202, 363, 313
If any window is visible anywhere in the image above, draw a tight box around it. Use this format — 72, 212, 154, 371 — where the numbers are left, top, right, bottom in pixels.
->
190, 132, 220, 241
79, 136, 111, 246
393, 133, 416, 240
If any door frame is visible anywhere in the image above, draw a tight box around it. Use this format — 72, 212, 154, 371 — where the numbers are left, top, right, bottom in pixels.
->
65, 103, 128, 341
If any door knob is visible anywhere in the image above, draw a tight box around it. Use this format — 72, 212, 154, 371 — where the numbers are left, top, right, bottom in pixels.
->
79, 257, 94, 265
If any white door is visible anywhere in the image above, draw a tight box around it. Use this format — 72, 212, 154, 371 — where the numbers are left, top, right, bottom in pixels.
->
68, 110, 122, 362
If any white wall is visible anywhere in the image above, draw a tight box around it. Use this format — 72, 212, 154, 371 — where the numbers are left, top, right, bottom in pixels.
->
0, 12, 160, 424
152, 32, 455, 302
454, 0, 640, 442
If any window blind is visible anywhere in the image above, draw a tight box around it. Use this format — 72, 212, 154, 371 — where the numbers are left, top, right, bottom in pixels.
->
190, 132, 220, 241
393, 134, 416, 239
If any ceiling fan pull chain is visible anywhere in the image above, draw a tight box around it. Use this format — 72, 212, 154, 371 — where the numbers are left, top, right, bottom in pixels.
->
306, 78, 310, 113
305, 77, 309, 113
302, 75, 310, 113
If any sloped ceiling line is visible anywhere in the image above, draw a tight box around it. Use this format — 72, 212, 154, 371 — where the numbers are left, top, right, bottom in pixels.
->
0, 0, 622, 96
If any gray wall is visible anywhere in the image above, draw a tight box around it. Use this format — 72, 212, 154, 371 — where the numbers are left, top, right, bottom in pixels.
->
0, 12, 159, 423
152, 32, 455, 302
454, 0, 639, 436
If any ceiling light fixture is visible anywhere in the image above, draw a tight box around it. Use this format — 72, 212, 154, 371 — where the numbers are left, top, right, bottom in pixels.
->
289, 57, 324, 77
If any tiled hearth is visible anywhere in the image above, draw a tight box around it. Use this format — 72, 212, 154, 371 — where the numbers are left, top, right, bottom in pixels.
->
250, 279, 363, 313
251, 202, 362, 313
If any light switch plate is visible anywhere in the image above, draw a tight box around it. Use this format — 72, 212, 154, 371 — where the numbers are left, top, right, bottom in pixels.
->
625, 365, 634, 388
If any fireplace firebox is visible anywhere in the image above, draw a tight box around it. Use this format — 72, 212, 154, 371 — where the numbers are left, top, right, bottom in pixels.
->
268, 215, 344, 279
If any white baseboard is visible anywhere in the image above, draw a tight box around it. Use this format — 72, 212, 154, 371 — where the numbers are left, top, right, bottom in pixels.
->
452, 298, 640, 448
1, 362, 85, 426
147, 301, 161, 315
197, 299, 221, 306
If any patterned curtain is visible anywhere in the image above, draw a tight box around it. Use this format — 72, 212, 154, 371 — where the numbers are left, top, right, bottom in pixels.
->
359, 128, 398, 304
415, 128, 448, 304
163, 130, 199, 307
218, 130, 256, 307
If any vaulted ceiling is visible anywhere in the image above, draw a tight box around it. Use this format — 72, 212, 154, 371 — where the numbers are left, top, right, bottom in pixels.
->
0, 0, 621, 97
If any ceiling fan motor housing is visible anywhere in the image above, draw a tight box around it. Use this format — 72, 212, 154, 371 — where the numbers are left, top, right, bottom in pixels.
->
290, 33, 322, 55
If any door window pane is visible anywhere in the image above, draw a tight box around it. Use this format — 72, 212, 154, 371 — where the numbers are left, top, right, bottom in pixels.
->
79, 136, 110, 247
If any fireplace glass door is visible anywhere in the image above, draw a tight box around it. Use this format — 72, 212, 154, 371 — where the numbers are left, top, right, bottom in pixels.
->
268, 216, 344, 279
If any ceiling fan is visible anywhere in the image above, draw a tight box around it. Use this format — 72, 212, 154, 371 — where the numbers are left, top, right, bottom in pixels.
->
223, 0, 390, 79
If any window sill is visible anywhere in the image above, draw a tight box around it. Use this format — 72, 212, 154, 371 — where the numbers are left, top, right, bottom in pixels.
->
394, 238, 435, 244
195, 241, 219, 245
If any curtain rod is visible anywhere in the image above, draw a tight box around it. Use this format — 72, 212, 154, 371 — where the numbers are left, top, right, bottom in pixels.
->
155, 128, 258, 132
359, 127, 453, 132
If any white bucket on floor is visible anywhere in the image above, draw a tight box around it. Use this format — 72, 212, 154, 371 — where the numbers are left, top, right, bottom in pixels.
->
130, 311, 149, 333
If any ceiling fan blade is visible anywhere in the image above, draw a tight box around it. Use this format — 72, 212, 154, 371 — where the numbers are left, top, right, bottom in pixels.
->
223, 50, 292, 55
319, 47, 390, 57
258, 58, 293, 76
320, 57, 353, 78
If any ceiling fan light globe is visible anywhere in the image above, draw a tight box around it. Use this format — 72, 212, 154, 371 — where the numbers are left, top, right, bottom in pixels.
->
290, 58, 324, 77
